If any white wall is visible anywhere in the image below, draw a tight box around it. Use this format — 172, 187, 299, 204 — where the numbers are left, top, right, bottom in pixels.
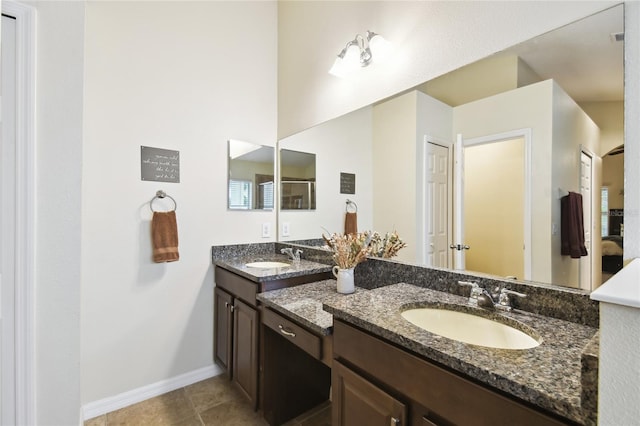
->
279, 106, 373, 240
594, 3, 640, 421
26, 1, 85, 424
81, 0, 277, 408
277, 1, 615, 139
372, 92, 418, 263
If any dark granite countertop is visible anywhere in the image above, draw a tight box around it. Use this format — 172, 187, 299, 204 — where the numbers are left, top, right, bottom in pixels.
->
258, 280, 597, 424
214, 254, 332, 283
257, 279, 360, 335
323, 283, 598, 424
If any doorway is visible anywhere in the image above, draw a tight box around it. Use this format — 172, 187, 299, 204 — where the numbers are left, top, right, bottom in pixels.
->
453, 129, 532, 279
464, 138, 525, 278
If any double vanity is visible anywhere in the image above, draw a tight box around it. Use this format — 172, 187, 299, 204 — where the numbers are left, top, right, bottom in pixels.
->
212, 242, 599, 426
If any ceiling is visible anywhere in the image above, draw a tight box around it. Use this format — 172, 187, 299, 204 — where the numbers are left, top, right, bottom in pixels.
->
500, 4, 623, 103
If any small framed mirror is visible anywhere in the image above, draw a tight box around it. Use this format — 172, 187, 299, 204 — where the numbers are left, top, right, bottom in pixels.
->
228, 139, 275, 210
280, 149, 316, 210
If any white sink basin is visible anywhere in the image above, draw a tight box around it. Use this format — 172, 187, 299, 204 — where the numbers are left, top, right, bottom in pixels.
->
401, 308, 540, 350
245, 261, 290, 269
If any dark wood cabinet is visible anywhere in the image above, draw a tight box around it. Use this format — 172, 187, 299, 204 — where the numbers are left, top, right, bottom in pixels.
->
333, 320, 570, 426
213, 268, 260, 409
232, 298, 259, 404
261, 308, 331, 425
213, 287, 233, 376
332, 359, 407, 426
213, 265, 332, 412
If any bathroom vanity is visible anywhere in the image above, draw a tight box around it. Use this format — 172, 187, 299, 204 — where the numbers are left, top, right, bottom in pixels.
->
213, 244, 599, 425
212, 252, 331, 409
258, 279, 598, 425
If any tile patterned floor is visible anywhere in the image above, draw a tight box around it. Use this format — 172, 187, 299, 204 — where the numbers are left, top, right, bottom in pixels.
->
84, 375, 330, 426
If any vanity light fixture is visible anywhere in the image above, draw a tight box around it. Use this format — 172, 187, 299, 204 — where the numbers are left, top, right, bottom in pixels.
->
329, 30, 391, 78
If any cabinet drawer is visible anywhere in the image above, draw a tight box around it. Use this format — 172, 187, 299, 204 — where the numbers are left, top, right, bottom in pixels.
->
263, 308, 322, 359
215, 266, 257, 306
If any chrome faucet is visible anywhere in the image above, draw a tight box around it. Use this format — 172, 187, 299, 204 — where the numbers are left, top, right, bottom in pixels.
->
280, 247, 303, 261
457, 281, 526, 311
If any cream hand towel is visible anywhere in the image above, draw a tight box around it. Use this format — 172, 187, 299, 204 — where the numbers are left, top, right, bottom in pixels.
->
152, 211, 179, 262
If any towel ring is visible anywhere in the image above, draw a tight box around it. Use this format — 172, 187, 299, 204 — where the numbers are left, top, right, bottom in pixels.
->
346, 199, 358, 213
150, 190, 177, 212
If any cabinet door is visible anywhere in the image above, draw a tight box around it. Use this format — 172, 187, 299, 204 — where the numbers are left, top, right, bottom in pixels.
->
333, 360, 407, 426
214, 287, 233, 377
233, 298, 259, 408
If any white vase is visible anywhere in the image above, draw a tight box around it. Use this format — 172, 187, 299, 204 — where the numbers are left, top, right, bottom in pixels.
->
332, 266, 355, 294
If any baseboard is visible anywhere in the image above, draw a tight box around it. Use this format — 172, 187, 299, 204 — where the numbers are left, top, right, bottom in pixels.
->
82, 364, 223, 421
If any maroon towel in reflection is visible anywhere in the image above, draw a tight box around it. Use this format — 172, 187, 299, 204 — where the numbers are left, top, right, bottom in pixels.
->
561, 192, 588, 258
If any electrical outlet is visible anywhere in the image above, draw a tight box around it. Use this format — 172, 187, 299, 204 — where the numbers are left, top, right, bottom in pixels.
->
282, 222, 290, 237
262, 222, 271, 238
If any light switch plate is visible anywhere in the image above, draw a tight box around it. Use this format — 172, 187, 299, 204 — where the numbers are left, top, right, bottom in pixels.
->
282, 222, 290, 237
262, 222, 271, 238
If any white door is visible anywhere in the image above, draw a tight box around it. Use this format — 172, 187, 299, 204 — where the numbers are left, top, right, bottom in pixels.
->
1, 12, 18, 425
580, 152, 593, 291
425, 142, 449, 267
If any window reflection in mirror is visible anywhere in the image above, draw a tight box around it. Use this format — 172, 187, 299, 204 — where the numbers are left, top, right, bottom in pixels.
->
280, 149, 316, 210
227, 139, 274, 210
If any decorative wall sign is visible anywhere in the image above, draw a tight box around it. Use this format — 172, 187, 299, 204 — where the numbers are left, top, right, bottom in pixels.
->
141, 146, 180, 183
340, 172, 356, 194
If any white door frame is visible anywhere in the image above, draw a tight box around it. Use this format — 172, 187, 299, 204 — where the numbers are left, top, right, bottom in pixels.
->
456, 128, 533, 279
1, 2, 36, 425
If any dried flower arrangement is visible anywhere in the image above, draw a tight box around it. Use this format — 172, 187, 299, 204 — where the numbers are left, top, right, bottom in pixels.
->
322, 232, 373, 269
369, 230, 407, 259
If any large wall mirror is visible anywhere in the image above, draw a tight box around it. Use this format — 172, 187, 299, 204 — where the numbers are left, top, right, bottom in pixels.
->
276, 4, 624, 293
228, 139, 275, 210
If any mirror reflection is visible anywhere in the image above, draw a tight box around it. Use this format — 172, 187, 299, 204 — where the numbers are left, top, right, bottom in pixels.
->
227, 139, 274, 210
276, 5, 623, 292
280, 149, 316, 210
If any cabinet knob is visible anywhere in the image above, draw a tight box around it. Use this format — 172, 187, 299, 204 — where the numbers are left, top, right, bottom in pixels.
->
390, 417, 400, 426
230, 305, 234, 313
